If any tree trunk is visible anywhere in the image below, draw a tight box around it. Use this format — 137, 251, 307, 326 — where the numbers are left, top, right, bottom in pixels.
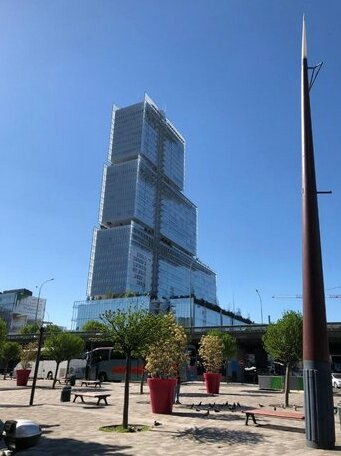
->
225, 358, 228, 383
123, 354, 131, 429
66, 359, 70, 378
139, 360, 146, 394
52, 362, 60, 389
3, 361, 8, 380
284, 363, 291, 408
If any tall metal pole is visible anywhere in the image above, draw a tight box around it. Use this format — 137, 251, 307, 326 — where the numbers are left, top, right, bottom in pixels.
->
29, 325, 44, 406
255, 289, 263, 324
34, 278, 54, 323
301, 17, 335, 449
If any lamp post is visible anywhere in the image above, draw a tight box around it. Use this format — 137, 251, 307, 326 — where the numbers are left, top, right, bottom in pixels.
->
34, 278, 54, 323
255, 289, 263, 325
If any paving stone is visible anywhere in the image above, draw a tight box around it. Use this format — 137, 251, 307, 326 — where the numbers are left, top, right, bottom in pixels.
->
0, 379, 340, 455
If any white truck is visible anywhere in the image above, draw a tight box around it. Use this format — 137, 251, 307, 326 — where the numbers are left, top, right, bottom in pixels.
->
13, 358, 86, 380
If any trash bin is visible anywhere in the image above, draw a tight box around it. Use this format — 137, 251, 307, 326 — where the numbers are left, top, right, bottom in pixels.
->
60, 386, 71, 402
68, 374, 76, 386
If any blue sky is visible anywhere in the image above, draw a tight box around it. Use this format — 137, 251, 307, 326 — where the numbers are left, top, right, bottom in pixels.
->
1, 1, 341, 328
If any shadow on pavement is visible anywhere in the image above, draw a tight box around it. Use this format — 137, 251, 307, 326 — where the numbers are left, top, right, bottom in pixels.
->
259, 423, 305, 434
23, 436, 132, 455
175, 426, 265, 445
172, 411, 244, 422
180, 392, 213, 398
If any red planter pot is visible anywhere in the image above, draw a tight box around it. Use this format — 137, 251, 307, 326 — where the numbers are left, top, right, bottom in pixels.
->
16, 369, 31, 386
147, 378, 177, 414
204, 372, 221, 394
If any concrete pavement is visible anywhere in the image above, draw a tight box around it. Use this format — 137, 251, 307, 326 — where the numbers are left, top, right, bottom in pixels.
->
0, 379, 340, 455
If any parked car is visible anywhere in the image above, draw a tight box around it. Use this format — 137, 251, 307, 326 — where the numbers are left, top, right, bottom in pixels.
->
331, 373, 341, 388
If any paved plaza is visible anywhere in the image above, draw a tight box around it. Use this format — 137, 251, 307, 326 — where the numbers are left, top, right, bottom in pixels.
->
0, 379, 340, 455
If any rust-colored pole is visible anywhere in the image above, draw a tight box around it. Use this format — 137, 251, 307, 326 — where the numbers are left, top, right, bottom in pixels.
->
301, 17, 335, 449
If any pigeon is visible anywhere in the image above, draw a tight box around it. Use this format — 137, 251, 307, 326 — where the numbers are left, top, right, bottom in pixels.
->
189, 403, 194, 409
237, 402, 241, 408
203, 409, 210, 417
196, 408, 201, 412
214, 408, 220, 413
154, 421, 162, 426
225, 401, 229, 407
198, 401, 202, 406
259, 403, 264, 408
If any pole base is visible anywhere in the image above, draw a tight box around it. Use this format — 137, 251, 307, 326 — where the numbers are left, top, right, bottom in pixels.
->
304, 360, 335, 450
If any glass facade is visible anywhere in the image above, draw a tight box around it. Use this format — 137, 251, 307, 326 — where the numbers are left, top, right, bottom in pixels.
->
84, 94, 218, 321
72, 296, 246, 330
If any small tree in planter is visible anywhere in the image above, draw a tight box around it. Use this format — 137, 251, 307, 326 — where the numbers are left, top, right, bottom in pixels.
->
16, 342, 37, 386
199, 334, 224, 394
145, 313, 187, 414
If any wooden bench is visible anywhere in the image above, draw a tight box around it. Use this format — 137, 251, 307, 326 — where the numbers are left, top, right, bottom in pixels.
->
80, 380, 102, 388
242, 408, 304, 426
72, 392, 111, 406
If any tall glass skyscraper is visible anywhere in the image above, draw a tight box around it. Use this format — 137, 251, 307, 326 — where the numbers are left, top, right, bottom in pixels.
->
87, 94, 217, 304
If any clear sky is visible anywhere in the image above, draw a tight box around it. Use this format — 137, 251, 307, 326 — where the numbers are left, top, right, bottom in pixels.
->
1, 1, 341, 328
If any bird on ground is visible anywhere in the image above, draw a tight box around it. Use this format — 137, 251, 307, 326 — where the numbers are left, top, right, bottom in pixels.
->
259, 403, 264, 408
237, 402, 241, 408
198, 401, 202, 406
225, 401, 229, 407
196, 408, 201, 412
189, 403, 194, 409
203, 409, 210, 417
154, 421, 162, 426
214, 408, 220, 413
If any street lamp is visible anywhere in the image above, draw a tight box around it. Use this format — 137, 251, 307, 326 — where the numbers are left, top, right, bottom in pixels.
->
34, 278, 54, 323
255, 289, 263, 324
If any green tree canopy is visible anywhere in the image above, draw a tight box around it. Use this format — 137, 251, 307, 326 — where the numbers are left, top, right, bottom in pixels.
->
262, 310, 303, 407
81, 320, 107, 332
19, 323, 40, 335
0, 341, 21, 378
0, 318, 7, 342
44, 333, 85, 388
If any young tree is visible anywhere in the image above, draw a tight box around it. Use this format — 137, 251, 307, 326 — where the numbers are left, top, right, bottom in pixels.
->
0, 341, 21, 379
262, 310, 303, 407
101, 308, 163, 430
44, 333, 85, 388
207, 330, 237, 382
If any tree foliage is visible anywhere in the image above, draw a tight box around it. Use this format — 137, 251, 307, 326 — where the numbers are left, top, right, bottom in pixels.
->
81, 320, 107, 333
101, 308, 162, 358
19, 323, 40, 335
44, 333, 85, 388
0, 318, 7, 342
145, 313, 187, 378
0, 341, 21, 378
20, 341, 38, 369
262, 310, 303, 366
199, 334, 224, 373
262, 310, 303, 407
